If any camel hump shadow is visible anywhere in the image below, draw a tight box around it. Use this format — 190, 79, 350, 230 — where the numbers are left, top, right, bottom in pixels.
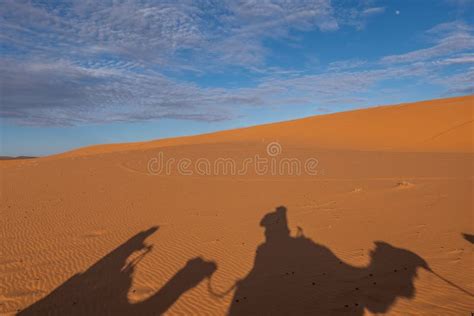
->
229, 206, 429, 315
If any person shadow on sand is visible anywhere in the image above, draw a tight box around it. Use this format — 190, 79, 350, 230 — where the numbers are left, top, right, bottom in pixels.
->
227, 206, 430, 315
19, 226, 216, 316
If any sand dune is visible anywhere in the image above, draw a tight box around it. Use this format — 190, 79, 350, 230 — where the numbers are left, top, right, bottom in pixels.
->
1, 96, 473, 315
49, 95, 473, 159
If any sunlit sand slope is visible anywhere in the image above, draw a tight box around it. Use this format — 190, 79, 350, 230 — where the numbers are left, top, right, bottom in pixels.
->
51, 95, 473, 159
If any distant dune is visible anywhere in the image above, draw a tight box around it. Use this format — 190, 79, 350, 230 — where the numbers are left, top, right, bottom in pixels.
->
0, 156, 37, 160
49, 95, 473, 160
1, 95, 473, 315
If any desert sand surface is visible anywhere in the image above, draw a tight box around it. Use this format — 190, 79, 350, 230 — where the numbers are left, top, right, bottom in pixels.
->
1, 95, 473, 315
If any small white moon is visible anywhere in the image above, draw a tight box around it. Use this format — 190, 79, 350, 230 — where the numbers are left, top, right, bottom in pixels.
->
395, 10, 400, 15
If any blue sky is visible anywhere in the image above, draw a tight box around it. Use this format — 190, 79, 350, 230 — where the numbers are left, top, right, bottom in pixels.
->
1, 0, 473, 156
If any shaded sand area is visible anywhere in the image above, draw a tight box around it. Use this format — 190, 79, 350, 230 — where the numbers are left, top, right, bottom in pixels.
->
1, 96, 473, 315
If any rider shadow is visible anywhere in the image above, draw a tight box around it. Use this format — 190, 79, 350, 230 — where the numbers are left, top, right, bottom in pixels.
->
228, 206, 430, 315
19, 226, 216, 316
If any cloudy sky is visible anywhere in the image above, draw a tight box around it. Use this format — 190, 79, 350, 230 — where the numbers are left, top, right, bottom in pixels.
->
1, 0, 473, 156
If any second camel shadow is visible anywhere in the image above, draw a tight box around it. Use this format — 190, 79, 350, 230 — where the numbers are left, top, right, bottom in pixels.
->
19, 226, 216, 316
228, 206, 429, 315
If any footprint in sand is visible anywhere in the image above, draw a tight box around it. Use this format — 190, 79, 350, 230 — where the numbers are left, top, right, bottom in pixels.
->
395, 181, 415, 189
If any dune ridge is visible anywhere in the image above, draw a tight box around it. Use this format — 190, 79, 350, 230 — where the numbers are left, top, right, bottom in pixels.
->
42, 95, 473, 161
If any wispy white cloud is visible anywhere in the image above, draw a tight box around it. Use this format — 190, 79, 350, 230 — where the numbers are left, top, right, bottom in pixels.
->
332, 1, 386, 30
361, 7, 385, 17
434, 53, 474, 65
328, 59, 367, 71
382, 21, 474, 64
435, 66, 474, 95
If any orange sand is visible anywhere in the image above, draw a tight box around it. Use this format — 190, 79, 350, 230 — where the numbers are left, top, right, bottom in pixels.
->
1, 95, 473, 315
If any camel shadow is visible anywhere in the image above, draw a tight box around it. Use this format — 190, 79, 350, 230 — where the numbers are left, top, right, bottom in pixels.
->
227, 206, 430, 315
18, 226, 216, 316
462, 233, 474, 244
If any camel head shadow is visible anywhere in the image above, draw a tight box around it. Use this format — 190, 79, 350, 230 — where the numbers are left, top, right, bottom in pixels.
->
364, 241, 428, 313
